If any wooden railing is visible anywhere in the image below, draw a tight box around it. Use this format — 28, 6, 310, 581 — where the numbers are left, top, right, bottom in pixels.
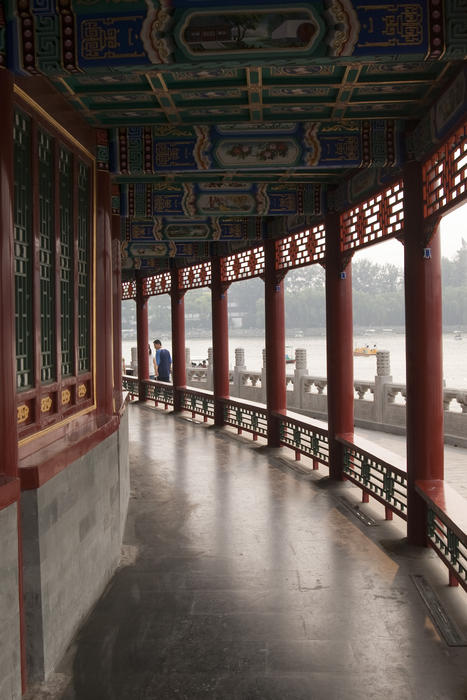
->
180, 387, 215, 421
121, 379, 465, 591
182, 359, 467, 448
143, 379, 174, 408
276, 409, 329, 468
337, 432, 408, 521
416, 480, 467, 592
122, 374, 138, 398
222, 397, 268, 439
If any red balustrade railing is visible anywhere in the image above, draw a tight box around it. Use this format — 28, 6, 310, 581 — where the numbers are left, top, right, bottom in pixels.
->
122, 373, 138, 397
417, 480, 467, 592
222, 397, 268, 439
180, 387, 215, 420
143, 379, 174, 407
277, 411, 329, 467
337, 433, 408, 520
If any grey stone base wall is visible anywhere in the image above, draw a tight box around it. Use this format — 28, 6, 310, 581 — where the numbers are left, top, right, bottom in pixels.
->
21, 412, 130, 682
0, 502, 21, 700
118, 408, 130, 542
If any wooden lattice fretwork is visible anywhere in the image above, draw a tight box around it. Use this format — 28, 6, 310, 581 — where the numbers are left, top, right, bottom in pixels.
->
423, 119, 467, 219
77, 162, 90, 373
179, 262, 212, 291
143, 272, 172, 297
122, 280, 137, 300
276, 224, 326, 271
38, 129, 56, 383
221, 246, 265, 283
341, 181, 404, 253
14, 110, 34, 391
60, 147, 74, 377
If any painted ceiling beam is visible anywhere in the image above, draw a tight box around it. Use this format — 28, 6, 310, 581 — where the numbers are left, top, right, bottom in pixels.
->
5, 1, 460, 77
115, 182, 324, 217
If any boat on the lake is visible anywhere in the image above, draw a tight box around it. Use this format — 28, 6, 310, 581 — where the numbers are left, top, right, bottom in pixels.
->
285, 345, 295, 364
354, 345, 377, 357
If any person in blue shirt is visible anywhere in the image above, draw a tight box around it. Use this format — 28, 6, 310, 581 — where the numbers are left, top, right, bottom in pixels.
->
153, 339, 172, 382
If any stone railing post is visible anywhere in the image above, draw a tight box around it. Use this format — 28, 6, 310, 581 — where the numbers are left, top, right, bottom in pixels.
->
185, 347, 191, 369
131, 346, 138, 373
374, 350, 392, 423
207, 347, 214, 390
293, 348, 308, 409
233, 348, 246, 397
261, 348, 267, 404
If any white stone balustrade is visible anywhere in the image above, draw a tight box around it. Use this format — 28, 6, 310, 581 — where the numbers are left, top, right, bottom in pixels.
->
182, 346, 467, 447
354, 382, 374, 400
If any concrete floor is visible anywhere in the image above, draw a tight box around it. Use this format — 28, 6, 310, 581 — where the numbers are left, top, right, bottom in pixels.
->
27, 403, 467, 699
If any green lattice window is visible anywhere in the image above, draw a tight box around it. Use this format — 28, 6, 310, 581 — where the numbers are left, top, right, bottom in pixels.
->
14, 106, 93, 423
77, 162, 90, 373
38, 130, 56, 383
14, 111, 33, 391
59, 147, 74, 377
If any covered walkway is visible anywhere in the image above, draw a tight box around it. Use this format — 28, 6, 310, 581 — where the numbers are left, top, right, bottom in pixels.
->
28, 403, 467, 700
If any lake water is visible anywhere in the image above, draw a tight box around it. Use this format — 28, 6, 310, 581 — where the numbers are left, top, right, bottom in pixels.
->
123, 331, 467, 390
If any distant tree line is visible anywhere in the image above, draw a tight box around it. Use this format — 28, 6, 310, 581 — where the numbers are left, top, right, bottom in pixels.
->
121, 241, 467, 333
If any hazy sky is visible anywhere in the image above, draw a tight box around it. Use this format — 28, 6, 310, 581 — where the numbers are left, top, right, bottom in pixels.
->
356, 201, 467, 266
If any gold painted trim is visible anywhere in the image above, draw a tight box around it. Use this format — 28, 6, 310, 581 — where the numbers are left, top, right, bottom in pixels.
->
78, 383, 87, 398
40, 397, 53, 413
13, 85, 94, 161
17, 405, 30, 424
18, 405, 96, 447
154, 72, 169, 92
147, 72, 180, 119
61, 389, 71, 405
56, 77, 76, 96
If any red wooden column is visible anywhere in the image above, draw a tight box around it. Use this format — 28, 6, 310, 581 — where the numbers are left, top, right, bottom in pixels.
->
325, 212, 354, 480
211, 256, 230, 425
95, 168, 114, 416
0, 67, 27, 693
264, 238, 286, 447
404, 160, 444, 546
111, 214, 123, 411
135, 275, 149, 400
0, 66, 19, 474
170, 268, 186, 412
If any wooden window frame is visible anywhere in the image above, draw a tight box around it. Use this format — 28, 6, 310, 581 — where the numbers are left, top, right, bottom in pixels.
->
13, 89, 96, 444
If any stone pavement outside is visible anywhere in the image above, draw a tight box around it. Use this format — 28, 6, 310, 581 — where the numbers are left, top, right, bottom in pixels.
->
355, 426, 467, 500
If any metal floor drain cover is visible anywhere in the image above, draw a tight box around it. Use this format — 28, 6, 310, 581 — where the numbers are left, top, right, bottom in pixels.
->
411, 574, 467, 646
336, 496, 377, 526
